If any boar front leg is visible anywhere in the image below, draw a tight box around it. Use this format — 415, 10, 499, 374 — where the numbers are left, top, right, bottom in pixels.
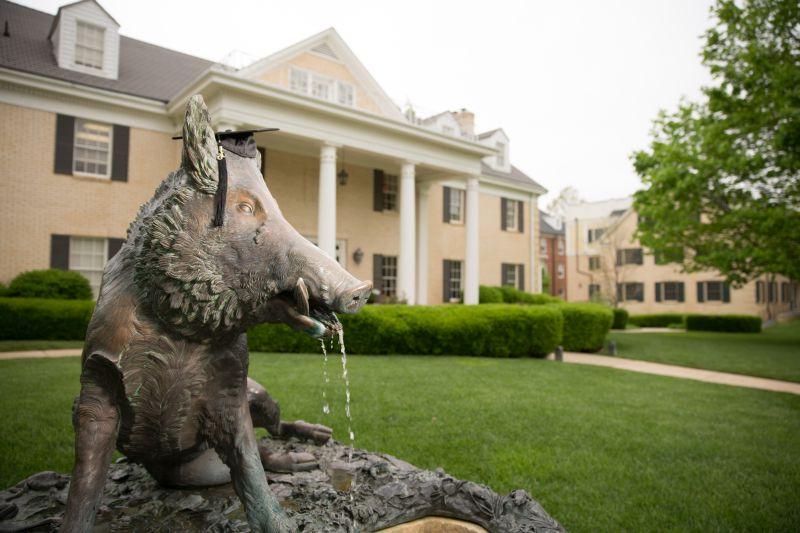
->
61, 356, 123, 532
215, 402, 296, 533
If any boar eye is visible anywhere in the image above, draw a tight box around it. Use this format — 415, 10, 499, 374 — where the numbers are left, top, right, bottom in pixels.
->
237, 203, 254, 215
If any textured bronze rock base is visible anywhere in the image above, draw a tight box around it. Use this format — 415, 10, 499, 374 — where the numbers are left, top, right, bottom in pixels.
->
0, 439, 562, 532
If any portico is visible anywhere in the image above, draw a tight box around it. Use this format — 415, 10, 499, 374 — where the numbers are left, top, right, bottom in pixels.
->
170, 67, 496, 305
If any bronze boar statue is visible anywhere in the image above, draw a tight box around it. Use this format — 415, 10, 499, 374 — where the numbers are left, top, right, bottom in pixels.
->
61, 95, 372, 532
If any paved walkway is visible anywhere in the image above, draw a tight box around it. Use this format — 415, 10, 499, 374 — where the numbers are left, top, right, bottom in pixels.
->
549, 352, 800, 396
0, 348, 82, 360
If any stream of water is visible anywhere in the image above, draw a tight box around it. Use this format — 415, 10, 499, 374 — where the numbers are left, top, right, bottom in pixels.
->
319, 339, 330, 415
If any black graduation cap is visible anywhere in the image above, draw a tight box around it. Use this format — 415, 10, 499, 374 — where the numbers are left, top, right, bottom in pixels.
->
173, 128, 279, 226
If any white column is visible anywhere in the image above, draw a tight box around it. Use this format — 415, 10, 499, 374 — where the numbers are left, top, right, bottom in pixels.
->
530, 197, 542, 293
416, 182, 430, 305
398, 162, 416, 304
317, 143, 337, 259
464, 176, 480, 304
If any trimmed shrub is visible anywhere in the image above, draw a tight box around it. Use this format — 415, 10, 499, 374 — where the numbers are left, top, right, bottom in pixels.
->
555, 303, 614, 352
685, 314, 762, 333
628, 313, 686, 328
612, 308, 629, 329
249, 304, 564, 358
0, 298, 94, 340
478, 285, 504, 304
7, 270, 92, 300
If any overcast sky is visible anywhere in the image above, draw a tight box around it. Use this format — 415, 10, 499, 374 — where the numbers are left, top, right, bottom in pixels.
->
21, 0, 715, 205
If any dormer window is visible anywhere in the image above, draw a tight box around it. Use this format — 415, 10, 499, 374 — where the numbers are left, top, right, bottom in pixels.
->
289, 67, 355, 107
75, 21, 105, 70
496, 141, 506, 167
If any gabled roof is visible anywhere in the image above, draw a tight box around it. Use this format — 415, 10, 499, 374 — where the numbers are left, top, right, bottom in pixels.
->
477, 128, 505, 140
539, 212, 564, 235
47, 0, 119, 39
480, 162, 547, 195
1, 0, 213, 102
239, 28, 403, 120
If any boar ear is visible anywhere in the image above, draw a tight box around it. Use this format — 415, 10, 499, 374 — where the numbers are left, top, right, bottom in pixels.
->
181, 95, 218, 194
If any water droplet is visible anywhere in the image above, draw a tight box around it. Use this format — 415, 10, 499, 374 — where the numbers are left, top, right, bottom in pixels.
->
323, 403, 330, 415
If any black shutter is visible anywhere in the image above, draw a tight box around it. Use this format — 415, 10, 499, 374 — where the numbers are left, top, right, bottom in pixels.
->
518, 264, 525, 291
107, 238, 125, 260
697, 282, 705, 303
637, 283, 644, 302
722, 283, 731, 303
756, 281, 762, 304
500, 198, 508, 230
111, 125, 129, 181
54, 114, 74, 175
50, 234, 70, 270
373, 170, 384, 212
616, 283, 623, 302
616, 250, 623, 266
517, 201, 524, 233
678, 282, 685, 302
501, 263, 509, 286
655, 282, 662, 302
372, 254, 383, 294
257, 146, 266, 176
443, 260, 451, 302
588, 229, 593, 243
442, 186, 451, 222
635, 248, 643, 265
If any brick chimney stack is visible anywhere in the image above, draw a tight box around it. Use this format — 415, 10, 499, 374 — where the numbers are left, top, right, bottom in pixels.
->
452, 108, 475, 137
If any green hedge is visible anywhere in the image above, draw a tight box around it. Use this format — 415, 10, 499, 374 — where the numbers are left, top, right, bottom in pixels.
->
479, 285, 562, 305
628, 313, 686, 328
555, 303, 614, 352
7, 269, 92, 300
478, 285, 504, 303
0, 298, 94, 340
0, 297, 612, 356
612, 308, 629, 329
685, 314, 762, 333
249, 304, 564, 358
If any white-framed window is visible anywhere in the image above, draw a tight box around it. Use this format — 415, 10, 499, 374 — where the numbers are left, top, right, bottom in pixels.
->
502, 263, 524, 290
289, 67, 355, 107
588, 256, 601, 271
587, 227, 605, 243
557, 264, 565, 279
663, 282, 681, 301
589, 284, 601, 300
73, 118, 112, 178
616, 248, 644, 266
381, 255, 397, 299
311, 74, 333, 100
75, 21, 104, 70
448, 188, 465, 224
706, 281, 723, 301
69, 236, 107, 298
504, 200, 518, 231
336, 81, 354, 106
289, 67, 309, 93
382, 173, 398, 211
444, 260, 463, 302
496, 141, 506, 167
617, 282, 644, 302
540, 238, 548, 256
557, 238, 564, 255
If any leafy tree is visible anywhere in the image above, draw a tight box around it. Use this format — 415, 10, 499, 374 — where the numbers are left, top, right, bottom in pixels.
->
546, 186, 582, 219
633, 0, 800, 285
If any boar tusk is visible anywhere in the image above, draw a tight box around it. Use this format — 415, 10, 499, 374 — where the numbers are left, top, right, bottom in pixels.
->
294, 278, 310, 317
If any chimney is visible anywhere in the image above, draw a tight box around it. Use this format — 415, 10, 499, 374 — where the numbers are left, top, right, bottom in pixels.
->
452, 108, 474, 137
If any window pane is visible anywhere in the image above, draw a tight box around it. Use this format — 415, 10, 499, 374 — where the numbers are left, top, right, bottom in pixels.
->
290, 69, 309, 93
336, 81, 354, 106
73, 119, 111, 177
706, 281, 722, 301
312, 75, 333, 100
381, 256, 397, 298
69, 236, 107, 298
75, 22, 104, 69
382, 174, 398, 211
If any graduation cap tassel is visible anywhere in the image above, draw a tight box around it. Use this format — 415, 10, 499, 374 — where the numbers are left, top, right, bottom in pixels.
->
213, 145, 227, 227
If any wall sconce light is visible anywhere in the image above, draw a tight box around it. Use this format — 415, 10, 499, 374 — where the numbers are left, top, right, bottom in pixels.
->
352, 247, 364, 265
338, 147, 349, 185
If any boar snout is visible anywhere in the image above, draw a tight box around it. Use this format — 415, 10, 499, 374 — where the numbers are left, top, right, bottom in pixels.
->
332, 280, 372, 314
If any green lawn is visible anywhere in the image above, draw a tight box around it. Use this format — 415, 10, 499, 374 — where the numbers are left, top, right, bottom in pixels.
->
0, 340, 84, 352
1, 354, 799, 532
609, 319, 800, 382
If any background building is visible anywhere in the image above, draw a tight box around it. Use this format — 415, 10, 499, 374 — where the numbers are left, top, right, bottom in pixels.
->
0, 0, 548, 304
538, 212, 566, 298
563, 198, 797, 319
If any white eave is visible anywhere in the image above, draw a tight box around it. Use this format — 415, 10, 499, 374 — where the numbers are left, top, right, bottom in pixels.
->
167, 66, 497, 159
